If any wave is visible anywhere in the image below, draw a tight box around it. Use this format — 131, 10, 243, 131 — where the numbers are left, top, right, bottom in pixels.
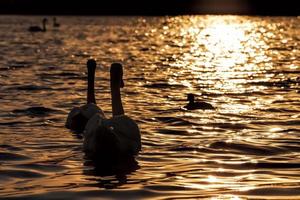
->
12, 106, 60, 116
209, 141, 286, 155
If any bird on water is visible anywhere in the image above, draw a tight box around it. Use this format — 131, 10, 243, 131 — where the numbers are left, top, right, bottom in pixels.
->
184, 93, 215, 110
28, 18, 48, 32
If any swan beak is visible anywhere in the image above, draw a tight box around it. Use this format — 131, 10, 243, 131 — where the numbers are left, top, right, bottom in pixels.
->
120, 79, 124, 88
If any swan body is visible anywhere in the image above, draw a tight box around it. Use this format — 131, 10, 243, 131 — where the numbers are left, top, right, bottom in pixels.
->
29, 18, 47, 32
28, 26, 43, 32
83, 63, 141, 159
184, 93, 215, 110
84, 114, 141, 158
66, 59, 105, 132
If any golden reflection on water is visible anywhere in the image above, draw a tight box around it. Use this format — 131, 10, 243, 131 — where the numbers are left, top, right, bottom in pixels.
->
175, 17, 273, 97
211, 195, 242, 200
164, 16, 298, 199
1, 16, 300, 199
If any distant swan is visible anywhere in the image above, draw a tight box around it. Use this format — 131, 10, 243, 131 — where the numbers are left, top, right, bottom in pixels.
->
53, 17, 60, 28
66, 59, 105, 132
28, 18, 48, 32
184, 93, 215, 110
84, 63, 141, 160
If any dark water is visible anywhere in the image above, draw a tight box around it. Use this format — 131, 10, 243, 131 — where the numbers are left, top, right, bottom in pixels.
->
0, 15, 300, 199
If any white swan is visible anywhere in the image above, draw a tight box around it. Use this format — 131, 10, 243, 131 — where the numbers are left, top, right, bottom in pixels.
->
66, 59, 105, 132
28, 18, 48, 32
84, 63, 141, 159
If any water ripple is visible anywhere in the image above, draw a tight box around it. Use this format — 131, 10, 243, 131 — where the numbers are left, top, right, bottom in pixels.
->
0, 15, 299, 199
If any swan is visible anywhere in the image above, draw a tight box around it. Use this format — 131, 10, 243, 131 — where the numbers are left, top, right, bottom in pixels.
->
184, 93, 215, 110
28, 18, 48, 32
53, 17, 60, 28
84, 63, 141, 160
66, 59, 105, 132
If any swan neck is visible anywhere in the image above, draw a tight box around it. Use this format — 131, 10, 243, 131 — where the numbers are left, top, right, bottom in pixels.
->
87, 68, 96, 104
111, 83, 124, 116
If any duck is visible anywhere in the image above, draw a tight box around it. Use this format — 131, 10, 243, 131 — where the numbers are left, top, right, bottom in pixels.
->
84, 63, 141, 160
184, 93, 215, 110
53, 17, 60, 28
65, 59, 105, 132
28, 18, 48, 32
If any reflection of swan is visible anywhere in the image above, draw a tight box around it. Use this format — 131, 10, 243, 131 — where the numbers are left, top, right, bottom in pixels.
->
84, 155, 139, 181
28, 18, 47, 32
66, 59, 105, 132
184, 93, 215, 110
83, 156, 139, 189
53, 17, 60, 28
84, 63, 141, 160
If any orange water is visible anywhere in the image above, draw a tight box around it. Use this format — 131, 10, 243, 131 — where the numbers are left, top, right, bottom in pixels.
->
0, 15, 299, 199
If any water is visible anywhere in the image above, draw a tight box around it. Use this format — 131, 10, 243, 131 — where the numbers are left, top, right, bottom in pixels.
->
0, 15, 299, 199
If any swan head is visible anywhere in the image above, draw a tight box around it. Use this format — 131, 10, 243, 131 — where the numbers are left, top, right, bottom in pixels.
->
187, 93, 195, 103
87, 59, 97, 71
110, 63, 124, 88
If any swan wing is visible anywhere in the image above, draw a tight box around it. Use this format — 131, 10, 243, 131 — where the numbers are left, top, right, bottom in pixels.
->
80, 103, 105, 119
83, 113, 105, 153
84, 113, 104, 138
108, 115, 141, 154
65, 107, 81, 128
66, 103, 105, 131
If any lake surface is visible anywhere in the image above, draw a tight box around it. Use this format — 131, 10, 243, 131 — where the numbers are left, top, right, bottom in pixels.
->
0, 15, 299, 199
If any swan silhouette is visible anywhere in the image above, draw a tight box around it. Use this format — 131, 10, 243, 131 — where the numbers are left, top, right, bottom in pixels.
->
184, 93, 215, 110
53, 17, 60, 28
28, 18, 48, 32
84, 63, 141, 160
66, 59, 105, 132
